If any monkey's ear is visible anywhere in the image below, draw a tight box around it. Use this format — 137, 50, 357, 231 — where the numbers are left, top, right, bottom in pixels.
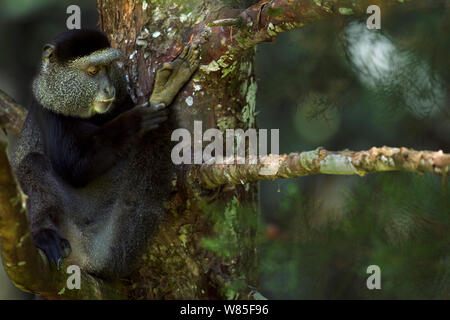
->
42, 44, 56, 62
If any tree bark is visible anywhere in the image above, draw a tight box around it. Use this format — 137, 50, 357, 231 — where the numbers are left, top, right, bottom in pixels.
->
197, 147, 450, 189
0, 89, 26, 134
97, 0, 260, 299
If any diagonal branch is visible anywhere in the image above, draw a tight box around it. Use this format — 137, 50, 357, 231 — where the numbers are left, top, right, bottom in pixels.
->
196, 147, 450, 189
0, 89, 27, 134
210, 0, 438, 53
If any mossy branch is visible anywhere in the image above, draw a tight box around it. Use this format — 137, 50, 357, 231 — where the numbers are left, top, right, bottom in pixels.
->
0, 89, 27, 134
209, 0, 435, 53
196, 147, 450, 189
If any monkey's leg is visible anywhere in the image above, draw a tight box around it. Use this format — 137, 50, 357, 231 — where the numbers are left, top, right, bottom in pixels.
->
17, 153, 71, 267
149, 45, 200, 107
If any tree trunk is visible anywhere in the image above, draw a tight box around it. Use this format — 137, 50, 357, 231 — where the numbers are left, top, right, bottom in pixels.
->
98, 0, 260, 299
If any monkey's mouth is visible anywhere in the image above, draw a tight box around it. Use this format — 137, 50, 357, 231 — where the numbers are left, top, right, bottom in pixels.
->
93, 98, 115, 113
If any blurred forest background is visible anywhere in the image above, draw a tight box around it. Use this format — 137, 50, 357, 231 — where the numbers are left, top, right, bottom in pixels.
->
0, 0, 448, 299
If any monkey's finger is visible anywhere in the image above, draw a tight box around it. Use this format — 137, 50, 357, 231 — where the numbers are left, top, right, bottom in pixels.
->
187, 44, 198, 54
56, 258, 63, 270
147, 124, 161, 130
142, 117, 168, 130
144, 123, 165, 132
137, 102, 150, 108
189, 56, 200, 72
187, 47, 199, 64
145, 111, 168, 119
144, 109, 168, 121
143, 115, 168, 126
159, 62, 174, 72
51, 244, 62, 267
188, 57, 200, 72
148, 103, 166, 112
46, 242, 62, 268
145, 107, 169, 116
154, 108, 169, 116
61, 238, 72, 258
191, 50, 200, 63
139, 120, 167, 135
152, 115, 169, 122
192, 60, 200, 71
179, 46, 189, 60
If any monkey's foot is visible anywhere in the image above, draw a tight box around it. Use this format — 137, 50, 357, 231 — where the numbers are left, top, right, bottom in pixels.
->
149, 45, 200, 108
33, 229, 71, 268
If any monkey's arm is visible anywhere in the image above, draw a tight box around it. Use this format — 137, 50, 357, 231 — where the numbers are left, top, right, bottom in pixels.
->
51, 45, 199, 187
51, 102, 168, 187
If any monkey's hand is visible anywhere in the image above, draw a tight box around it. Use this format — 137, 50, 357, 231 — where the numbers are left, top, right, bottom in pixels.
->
149, 45, 200, 108
137, 103, 169, 135
83, 102, 169, 182
116, 102, 169, 136
33, 229, 71, 268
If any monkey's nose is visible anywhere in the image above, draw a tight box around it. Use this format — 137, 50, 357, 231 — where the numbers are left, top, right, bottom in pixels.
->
104, 86, 115, 98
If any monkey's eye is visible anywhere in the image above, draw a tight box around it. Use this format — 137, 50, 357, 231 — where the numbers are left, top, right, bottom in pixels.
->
86, 66, 100, 76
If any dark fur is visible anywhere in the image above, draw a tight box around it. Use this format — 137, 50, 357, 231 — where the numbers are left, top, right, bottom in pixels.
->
33, 30, 167, 187
8, 30, 170, 275
29, 94, 135, 187
48, 29, 110, 63
7, 29, 196, 278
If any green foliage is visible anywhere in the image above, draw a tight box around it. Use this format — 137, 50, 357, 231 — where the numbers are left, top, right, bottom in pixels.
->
201, 196, 258, 260
260, 174, 449, 299
256, 7, 449, 298
0, 0, 54, 18
266, 7, 284, 17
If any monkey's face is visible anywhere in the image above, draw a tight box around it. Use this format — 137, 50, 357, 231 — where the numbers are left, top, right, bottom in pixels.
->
86, 65, 116, 115
32, 46, 123, 118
